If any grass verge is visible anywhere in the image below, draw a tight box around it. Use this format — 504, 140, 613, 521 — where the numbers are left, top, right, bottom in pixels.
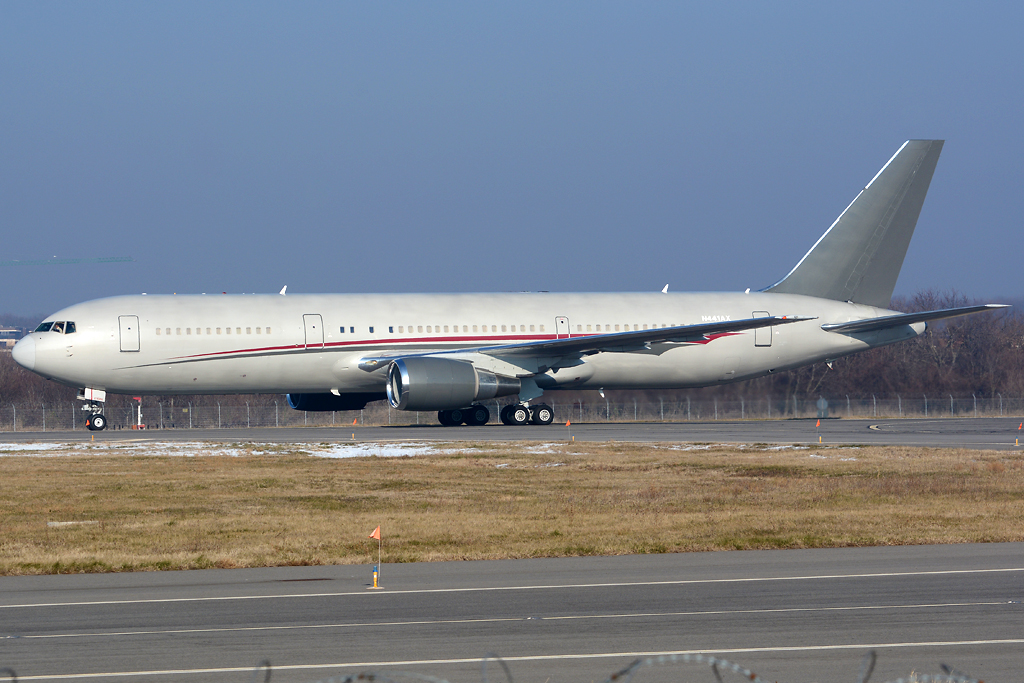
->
1, 442, 1022, 574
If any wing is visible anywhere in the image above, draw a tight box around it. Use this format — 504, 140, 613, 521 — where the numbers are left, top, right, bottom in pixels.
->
357, 315, 813, 371
820, 304, 1009, 334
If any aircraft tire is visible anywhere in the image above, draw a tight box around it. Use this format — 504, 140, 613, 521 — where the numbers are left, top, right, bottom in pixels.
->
437, 410, 457, 426
449, 408, 465, 425
530, 404, 554, 425
86, 414, 107, 431
499, 405, 514, 425
509, 404, 530, 426
464, 404, 489, 426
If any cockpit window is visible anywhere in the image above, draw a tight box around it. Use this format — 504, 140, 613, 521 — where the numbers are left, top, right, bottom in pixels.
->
64, 322, 76, 334
34, 322, 54, 332
52, 322, 65, 334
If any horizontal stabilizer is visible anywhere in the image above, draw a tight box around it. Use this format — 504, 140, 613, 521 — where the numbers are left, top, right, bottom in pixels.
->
821, 304, 1009, 334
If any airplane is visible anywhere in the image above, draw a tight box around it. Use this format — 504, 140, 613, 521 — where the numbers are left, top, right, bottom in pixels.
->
11, 140, 1007, 430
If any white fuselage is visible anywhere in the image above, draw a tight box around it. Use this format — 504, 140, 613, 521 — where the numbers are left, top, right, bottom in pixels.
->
15, 291, 923, 398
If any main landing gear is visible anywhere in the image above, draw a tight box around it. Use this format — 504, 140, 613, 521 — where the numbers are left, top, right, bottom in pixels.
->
500, 403, 554, 426
437, 404, 490, 427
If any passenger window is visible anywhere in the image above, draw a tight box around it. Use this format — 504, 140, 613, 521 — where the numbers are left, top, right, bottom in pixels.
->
34, 322, 54, 332
175, 328, 180, 335
217, 328, 222, 334
539, 325, 545, 332
501, 325, 507, 332
443, 326, 449, 333
398, 326, 404, 333
418, 326, 423, 333
369, 327, 374, 333
339, 326, 345, 333
586, 325, 592, 332
187, 328, 192, 335
576, 325, 582, 331
267, 327, 271, 334
426, 326, 432, 333
389, 326, 394, 333
166, 328, 171, 336
156, 328, 162, 335
643, 324, 648, 330
615, 325, 620, 331
256, 327, 261, 334
236, 328, 241, 335
530, 325, 535, 332
491, 325, 496, 332
207, 328, 212, 335
246, 327, 251, 334
519, 325, 525, 332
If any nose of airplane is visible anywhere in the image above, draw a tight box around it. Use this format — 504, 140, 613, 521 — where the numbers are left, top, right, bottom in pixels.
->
12, 335, 36, 371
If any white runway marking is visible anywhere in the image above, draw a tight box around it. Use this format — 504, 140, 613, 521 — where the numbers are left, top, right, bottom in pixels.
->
14, 639, 1024, 680
10, 600, 1014, 640
3, 566, 1022, 610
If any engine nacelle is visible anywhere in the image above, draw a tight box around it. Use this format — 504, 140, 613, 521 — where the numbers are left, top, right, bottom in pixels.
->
386, 357, 521, 411
286, 392, 385, 411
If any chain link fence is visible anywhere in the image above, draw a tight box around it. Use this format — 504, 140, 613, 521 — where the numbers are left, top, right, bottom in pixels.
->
2, 394, 1023, 431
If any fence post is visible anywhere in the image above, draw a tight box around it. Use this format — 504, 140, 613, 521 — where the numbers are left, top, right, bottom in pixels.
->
999, 393, 1003, 416
950, 394, 954, 417
872, 394, 876, 418
714, 398, 718, 420
578, 400, 583, 422
847, 394, 851, 416
218, 403, 221, 429
159, 402, 164, 430
247, 402, 250, 428
660, 397, 664, 421
767, 395, 770, 419
71, 402, 74, 430
189, 402, 192, 429
605, 398, 609, 421
973, 394, 977, 417
634, 399, 637, 421
923, 394, 928, 417
741, 397, 745, 419
12, 404, 15, 432
42, 403, 45, 432
898, 395, 902, 417
274, 401, 279, 427
687, 396, 691, 420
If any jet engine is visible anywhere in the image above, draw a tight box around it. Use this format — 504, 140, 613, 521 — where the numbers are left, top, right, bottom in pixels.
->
386, 357, 521, 410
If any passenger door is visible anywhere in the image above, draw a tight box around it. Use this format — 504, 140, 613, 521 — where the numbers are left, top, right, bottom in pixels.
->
119, 315, 140, 352
752, 311, 771, 347
555, 316, 570, 339
303, 314, 324, 349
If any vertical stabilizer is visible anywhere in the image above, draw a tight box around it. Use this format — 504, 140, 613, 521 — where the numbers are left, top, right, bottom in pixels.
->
765, 140, 943, 308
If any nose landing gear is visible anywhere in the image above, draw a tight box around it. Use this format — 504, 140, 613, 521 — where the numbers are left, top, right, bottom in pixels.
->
86, 413, 107, 431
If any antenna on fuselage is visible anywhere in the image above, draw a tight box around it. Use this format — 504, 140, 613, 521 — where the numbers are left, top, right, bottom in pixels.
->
279, 285, 287, 296
661, 284, 669, 293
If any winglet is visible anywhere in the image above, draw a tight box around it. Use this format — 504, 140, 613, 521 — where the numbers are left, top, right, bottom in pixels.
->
661, 284, 669, 293
279, 285, 287, 296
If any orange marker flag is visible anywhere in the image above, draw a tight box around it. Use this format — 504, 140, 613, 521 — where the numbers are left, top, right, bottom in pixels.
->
566, 419, 571, 427
1019, 423, 1022, 430
816, 419, 820, 427
353, 418, 358, 425
369, 525, 381, 540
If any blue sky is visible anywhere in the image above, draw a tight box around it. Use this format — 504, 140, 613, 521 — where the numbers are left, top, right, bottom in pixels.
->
2, 2, 1021, 316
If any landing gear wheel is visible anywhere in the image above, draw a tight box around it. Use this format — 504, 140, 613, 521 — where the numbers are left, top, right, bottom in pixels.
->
449, 408, 465, 425
530, 404, 554, 425
86, 414, 107, 431
437, 410, 459, 426
508, 404, 530, 426
500, 405, 514, 425
464, 404, 489, 426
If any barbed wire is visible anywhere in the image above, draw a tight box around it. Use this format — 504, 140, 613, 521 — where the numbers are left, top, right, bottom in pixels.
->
239, 649, 981, 683
0, 650, 986, 683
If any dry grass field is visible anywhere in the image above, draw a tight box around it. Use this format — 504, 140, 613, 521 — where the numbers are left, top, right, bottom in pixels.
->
1, 440, 1023, 575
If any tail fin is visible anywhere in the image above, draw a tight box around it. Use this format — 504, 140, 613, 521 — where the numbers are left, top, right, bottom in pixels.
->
765, 140, 944, 308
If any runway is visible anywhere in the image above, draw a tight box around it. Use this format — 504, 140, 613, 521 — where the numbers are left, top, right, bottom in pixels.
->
3, 417, 1023, 449
2, 544, 1022, 682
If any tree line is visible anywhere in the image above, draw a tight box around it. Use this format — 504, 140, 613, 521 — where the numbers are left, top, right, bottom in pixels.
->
1, 290, 1021, 412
